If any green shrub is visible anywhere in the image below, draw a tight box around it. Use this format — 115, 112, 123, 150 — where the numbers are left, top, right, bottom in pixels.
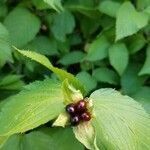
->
0, 0, 150, 149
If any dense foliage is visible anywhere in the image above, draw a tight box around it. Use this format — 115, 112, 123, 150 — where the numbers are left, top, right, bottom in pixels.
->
0, 0, 150, 149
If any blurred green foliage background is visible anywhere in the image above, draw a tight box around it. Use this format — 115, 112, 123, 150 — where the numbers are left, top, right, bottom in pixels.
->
0, 0, 150, 112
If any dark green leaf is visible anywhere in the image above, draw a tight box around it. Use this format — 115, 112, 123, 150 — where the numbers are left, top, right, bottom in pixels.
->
132, 86, 150, 114
121, 63, 146, 95
126, 33, 146, 54
23, 128, 84, 150
139, 45, 150, 75
25, 36, 58, 56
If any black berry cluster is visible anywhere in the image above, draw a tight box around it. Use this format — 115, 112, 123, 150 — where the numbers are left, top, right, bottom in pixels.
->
65, 100, 91, 126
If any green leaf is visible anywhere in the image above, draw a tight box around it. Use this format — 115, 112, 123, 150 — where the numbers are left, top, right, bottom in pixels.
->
91, 88, 150, 150
59, 51, 85, 65
80, 16, 101, 38
139, 45, 150, 75
144, 6, 150, 16
62, 79, 83, 104
86, 35, 110, 61
98, 0, 121, 17
4, 7, 40, 47
73, 122, 98, 150
14, 48, 86, 95
121, 63, 146, 95
1, 135, 21, 150
76, 71, 97, 93
116, 2, 149, 40
132, 86, 150, 114
0, 23, 9, 41
0, 74, 24, 90
93, 67, 119, 85
23, 128, 84, 150
0, 23, 12, 67
25, 36, 58, 56
0, 136, 9, 149
32, 0, 50, 10
137, 0, 150, 10
52, 112, 69, 127
0, 79, 64, 136
1, 128, 83, 150
0, 4, 7, 18
109, 43, 129, 76
64, 0, 98, 18
43, 0, 63, 12
126, 33, 146, 54
51, 10, 75, 42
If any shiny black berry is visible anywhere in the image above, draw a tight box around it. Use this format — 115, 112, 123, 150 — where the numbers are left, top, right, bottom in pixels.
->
76, 100, 87, 112
81, 112, 91, 121
71, 115, 80, 126
65, 103, 75, 115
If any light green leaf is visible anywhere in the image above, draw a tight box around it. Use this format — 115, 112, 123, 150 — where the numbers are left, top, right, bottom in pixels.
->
43, 0, 63, 12
132, 86, 150, 114
14, 48, 85, 95
62, 79, 83, 104
0, 23, 12, 67
4, 7, 40, 47
93, 67, 119, 85
86, 35, 110, 61
76, 71, 97, 93
91, 88, 150, 150
116, 2, 149, 40
51, 10, 75, 42
0, 79, 64, 136
59, 51, 85, 65
98, 0, 121, 17
139, 45, 150, 75
73, 122, 99, 150
109, 43, 129, 76
52, 112, 69, 127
